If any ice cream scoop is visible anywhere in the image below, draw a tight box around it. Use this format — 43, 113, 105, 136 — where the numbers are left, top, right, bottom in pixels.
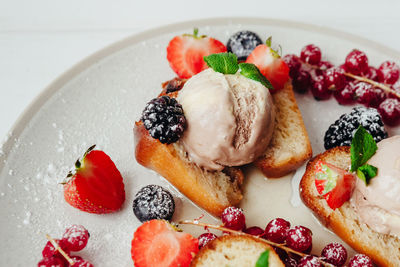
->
177, 68, 275, 171
351, 135, 400, 237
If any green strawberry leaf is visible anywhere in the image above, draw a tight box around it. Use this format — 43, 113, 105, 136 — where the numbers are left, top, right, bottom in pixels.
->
357, 164, 378, 185
203, 53, 239, 75
238, 63, 274, 91
255, 250, 269, 267
350, 126, 378, 172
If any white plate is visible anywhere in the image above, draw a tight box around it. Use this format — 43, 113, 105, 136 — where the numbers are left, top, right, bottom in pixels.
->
1, 18, 399, 266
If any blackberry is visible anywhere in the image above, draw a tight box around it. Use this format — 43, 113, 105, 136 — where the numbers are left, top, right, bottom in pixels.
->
324, 107, 387, 150
132, 185, 175, 222
141, 95, 186, 144
227, 30, 262, 61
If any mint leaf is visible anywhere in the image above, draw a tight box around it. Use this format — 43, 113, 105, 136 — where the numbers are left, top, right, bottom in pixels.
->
203, 53, 239, 74
315, 163, 338, 195
238, 63, 274, 91
350, 126, 378, 172
357, 164, 378, 185
255, 250, 269, 267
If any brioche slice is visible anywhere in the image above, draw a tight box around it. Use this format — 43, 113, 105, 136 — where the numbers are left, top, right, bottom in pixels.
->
300, 146, 400, 267
134, 121, 244, 217
190, 234, 284, 267
254, 81, 312, 178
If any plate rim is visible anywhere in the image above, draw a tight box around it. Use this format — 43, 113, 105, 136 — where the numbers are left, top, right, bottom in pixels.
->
1, 16, 400, 171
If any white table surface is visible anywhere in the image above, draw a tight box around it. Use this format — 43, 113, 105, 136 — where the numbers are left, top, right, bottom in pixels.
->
1, 0, 400, 141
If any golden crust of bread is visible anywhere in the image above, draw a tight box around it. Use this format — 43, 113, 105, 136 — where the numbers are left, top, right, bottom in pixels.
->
134, 121, 244, 217
190, 234, 284, 267
254, 82, 312, 178
300, 146, 400, 267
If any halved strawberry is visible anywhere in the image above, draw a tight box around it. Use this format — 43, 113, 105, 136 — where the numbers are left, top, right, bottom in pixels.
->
63, 145, 125, 214
131, 220, 199, 267
314, 160, 356, 210
245, 38, 289, 91
167, 28, 227, 79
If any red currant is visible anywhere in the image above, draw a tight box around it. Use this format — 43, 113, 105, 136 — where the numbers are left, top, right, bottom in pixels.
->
378, 60, 400, 84
334, 82, 356, 105
286, 226, 313, 253
283, 54, 302, 78
198, 233, 217, 249
301, 44, 322, 65
221, 206, 246, 231
37, 257, 64, 267
363, 66, 380, 81
354, 82, 386, 108
325, 67, 346, 90
71, 259, 94, 267
243, 226, 265, 237
348, 254, 373, 267
345, 49, 369, 75
298, 255, 321, 267
311, 75, 331, 100
293, 69, 311, 93
264, 218, 290, 243
62, 225, 90, 252
42, 239, 70, 258
284, 257, 298, 267
317, 60, 334, 71
378, 98, 400, 126
321, 242, 347, 267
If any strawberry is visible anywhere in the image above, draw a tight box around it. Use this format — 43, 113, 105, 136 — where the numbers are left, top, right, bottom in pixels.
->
131, 220, 199, 267
245, 38, 289, 91
63, 145, 125, 214
167, 28, 227, 79
314, 160, 356, 210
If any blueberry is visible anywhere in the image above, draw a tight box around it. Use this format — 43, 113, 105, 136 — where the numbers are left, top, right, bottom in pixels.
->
227, 31, 262, 61
132, 185, 175, 222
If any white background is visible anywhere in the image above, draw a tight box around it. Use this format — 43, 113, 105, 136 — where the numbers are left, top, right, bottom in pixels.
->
1, 0, 400, 140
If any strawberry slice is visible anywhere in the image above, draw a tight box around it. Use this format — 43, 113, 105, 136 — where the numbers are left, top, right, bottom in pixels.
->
314, 160, 356, 210
245, 38, 289, 91
131, 220, 199, 267
63, 145, 125, 214
167, 28, 227, 79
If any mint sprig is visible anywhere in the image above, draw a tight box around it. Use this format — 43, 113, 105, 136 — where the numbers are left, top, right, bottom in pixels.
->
203, 53, 274, 91
203, 52, 239, 74
255, 250, 269, 267
350, 126, 378, 185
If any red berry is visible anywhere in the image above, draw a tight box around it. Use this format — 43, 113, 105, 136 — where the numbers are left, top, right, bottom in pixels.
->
301, 44, 322, 65
311, 75, 331, 100
325, 67, 346, 90
265, 218, 291, 243
198, 233, 217, 249
334, 82, 356, 105
244, 226, 265, 237
298, 255, 321, 267
354, 82, 386, 108
37, 257, 64, 267
293, 69, 311, 93
62, 225, 90, 252
221, 206, 246, 231
284, 257, 298, 267
363, 66, 380, 81
345, 49, 368, 75
378, 61, 400, 84
318, 60, 334, 71
321, 242, 347, 266
71, 258, 94, 267
283, 54, 302, 78
348, 254, 373, 267
378, 98, 400, 126
42, 239, 70, 258
286, 226, 313, 253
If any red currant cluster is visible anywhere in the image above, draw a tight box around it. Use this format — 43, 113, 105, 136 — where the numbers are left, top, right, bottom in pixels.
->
197, 207, 373, 267
283, 44, 400, 126
37, 225, 93, 267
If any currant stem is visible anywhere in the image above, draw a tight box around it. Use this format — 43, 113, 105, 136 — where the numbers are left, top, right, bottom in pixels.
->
45, 234, 75, 265
344, 72, 400, 99
179, 220, 335, 267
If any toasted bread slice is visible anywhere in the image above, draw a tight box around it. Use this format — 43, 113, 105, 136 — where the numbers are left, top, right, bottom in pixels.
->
300, 146, 400, 267
134, 121, 244, 217
190, 234, 284, 267
254, 81, 312, 178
